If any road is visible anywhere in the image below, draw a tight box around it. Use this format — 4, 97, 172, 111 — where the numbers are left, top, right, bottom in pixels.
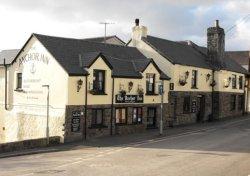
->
1, 117, 250, 176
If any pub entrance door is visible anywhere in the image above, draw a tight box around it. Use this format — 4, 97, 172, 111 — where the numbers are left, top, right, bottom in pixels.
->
197, 95, 205, 122
147, 107, 157, 128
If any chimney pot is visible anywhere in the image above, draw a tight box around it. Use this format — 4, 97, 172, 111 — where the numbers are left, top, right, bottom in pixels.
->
215, 20, 219, 27
135, 19, 139, 26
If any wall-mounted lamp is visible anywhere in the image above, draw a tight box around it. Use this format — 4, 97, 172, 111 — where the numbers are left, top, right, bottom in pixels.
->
206, 73, 211, 82
77, 79, 83, 92
128, 81, 133, 92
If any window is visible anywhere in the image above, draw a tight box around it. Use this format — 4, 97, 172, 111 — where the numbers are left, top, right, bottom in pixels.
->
146, 73, 155, 94
232, 74, 237, 89
132, 107, 143, 124
115, 108, 127, 124
183, 96, 190, 113
230, 95, 236, 111
238, 95, 244, 110
191, 70, 198, 88
16, 73, 22, 89
239, 76, 243, 89
92, 109, 104, 127
93, 70, 105, 93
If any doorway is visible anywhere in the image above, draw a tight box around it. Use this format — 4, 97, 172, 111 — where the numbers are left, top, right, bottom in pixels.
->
197, 95, 205, 122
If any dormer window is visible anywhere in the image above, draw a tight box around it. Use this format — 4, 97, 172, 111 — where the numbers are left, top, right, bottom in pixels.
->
93, 69, 105, 94
146, 73, 155, 95
16, 73, 22, 89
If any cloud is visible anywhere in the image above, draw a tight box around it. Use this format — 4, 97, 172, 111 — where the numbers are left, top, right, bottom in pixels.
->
0, 0, 249, 51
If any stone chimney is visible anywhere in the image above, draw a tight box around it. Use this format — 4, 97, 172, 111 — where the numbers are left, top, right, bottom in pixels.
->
207, 20, 225, 68
131, 19, 148, 46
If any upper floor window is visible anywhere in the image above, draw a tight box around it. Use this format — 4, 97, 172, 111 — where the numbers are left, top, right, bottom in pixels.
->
239, 76, 243, 89
232, 74, 237, 89
16, 73, 22, 89
146, 73, 155, 95
93, 69, 105, 93
191, 70, 198, 89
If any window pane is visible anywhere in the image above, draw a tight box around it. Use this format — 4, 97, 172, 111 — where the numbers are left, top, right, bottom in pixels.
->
116, 108, 126, 124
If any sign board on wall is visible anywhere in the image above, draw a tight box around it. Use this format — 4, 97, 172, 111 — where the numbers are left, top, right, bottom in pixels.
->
115, 95, 143, 103
191, 100, 197, 113
71, 111, 81, 132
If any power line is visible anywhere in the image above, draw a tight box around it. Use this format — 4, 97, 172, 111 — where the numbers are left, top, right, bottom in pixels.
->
225, 14, 250, 36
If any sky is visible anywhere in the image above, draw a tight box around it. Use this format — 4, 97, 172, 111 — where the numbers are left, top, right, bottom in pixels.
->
0, 0, 249, 51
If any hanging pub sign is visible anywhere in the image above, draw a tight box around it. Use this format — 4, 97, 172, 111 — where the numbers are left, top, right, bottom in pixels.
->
191, 100, 197, 113
71, 111, 81, 132
115, 94, 143, 103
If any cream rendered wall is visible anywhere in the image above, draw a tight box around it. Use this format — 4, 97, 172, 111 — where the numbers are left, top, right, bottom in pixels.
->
114, 63, 169, 104
214, 70, 245, 93
2, 36, 68, 143
173, 64, 212, 92
87, 57, 112, 105
128, 39, 174, 78
68, 76, 86, 105
0, 67, 5, 143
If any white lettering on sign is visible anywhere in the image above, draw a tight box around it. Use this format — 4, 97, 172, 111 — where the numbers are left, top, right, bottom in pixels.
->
19, 53, 50, 67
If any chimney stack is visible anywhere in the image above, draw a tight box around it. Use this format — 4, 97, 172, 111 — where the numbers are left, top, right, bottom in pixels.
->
207, 20, 225, 69
131, 19, 148, 47
135, 19, 139, 26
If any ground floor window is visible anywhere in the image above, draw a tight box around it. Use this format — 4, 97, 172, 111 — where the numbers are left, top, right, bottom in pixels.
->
183, 96, 190, 113
116, 108, 127, 124
238, 95, 244, 110
132, 107, 143, 124
92, 109, 104, 127
230, 95, 236, 111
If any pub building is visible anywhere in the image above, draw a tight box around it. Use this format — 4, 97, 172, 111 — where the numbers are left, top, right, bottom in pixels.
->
0, 33, 170, 143
129, 19, 248, 125
0, 19, 248, 144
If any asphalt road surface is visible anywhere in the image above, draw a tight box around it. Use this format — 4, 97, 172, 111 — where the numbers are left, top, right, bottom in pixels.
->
1, 118, 250, 176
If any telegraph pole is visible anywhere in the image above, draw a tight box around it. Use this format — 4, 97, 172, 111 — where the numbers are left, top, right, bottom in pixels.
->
159, 81, 164, 135
100, 22, 114, 44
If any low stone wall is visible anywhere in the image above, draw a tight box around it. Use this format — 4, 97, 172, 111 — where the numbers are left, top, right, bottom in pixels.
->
0, 136, 60, 153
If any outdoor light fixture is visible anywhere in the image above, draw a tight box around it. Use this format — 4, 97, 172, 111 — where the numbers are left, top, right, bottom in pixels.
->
77, 79, 83, 92
128, 81, 133, 92
185, 71, 189, 78
206, 73, 211, 82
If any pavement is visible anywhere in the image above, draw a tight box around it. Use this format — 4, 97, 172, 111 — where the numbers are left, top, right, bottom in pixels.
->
0, 116, 250, 176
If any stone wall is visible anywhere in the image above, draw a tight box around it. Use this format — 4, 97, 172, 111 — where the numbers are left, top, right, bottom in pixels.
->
64, 103, 169, 142
169, 91, 212, 125
213, 92, 244, 120
0, 136, 60, 153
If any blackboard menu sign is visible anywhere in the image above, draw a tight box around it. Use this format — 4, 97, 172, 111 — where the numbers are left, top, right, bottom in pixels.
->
71, 111, 81, 132
191, 100, 197, 113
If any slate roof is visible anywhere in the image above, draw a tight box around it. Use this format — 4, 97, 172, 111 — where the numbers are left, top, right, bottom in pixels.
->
0, 49, 20, 65
14, 33, 170, 79
142, 35, 248, 74
226, 51, 249, 65
82, 36, 125, 45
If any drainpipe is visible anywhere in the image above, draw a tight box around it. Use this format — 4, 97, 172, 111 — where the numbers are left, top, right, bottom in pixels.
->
211, 70, 215, 121
4, 59, 8, 110
110, 77, 115, 135
84, 75, 88, 140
